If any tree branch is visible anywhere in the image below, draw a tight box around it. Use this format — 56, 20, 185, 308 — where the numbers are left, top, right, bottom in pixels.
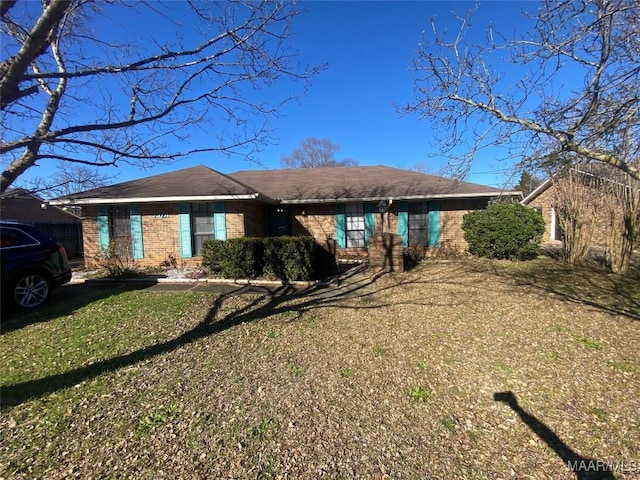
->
0, 0, 72, 109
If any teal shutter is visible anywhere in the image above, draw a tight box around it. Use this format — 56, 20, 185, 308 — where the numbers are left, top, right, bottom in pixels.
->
335, 204, 346, 249
428, 201, 440, 247
397, 202, 408, 248
364, 203, 375, 246
129, 205, 144, 259
97, 206, 110, 253
213, 202, 226, 240
178, 203, 192, 258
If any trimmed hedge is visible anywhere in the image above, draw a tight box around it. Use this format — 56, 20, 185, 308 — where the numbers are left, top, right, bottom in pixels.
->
202, 236, 319, 281
263, 236, 317, 281
462, 201, 545, 260
201, 239, 225, 274
220, 237, 264, 279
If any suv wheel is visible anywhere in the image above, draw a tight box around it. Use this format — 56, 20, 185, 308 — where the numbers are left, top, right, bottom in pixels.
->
12, 272, 51, 308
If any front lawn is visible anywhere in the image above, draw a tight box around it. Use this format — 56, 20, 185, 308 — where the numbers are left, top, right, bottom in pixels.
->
1, 258, 639, 479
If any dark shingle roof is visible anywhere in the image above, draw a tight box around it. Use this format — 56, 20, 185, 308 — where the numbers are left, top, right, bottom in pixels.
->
230, 165, 511, 202
59, 165, 263, 203
1, 189, 82, 223
55, 164, 517, 205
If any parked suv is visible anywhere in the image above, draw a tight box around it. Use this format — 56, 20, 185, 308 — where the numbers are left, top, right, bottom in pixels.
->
1, 221, 72, 309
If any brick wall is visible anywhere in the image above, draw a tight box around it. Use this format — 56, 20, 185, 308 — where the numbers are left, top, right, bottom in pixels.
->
286, 199, 492, 258
80, 197, 501, 268
82, 201, 265, 268
140, 203, 182, 265
368, 234, 404, 272
527, 184, 615, 247
526, 188, 557, 243
81, 205, 100, 267
438, 198, 492, 253
290, 204, 335, 239
226, 201, 266, 238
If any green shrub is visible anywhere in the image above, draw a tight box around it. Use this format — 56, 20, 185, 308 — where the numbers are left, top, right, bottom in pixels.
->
283, 236, 316, 281
263, 236, 317, 281
201, 239, 226, 273
462, 201, 544, 260
202, 236, 318, 280
219, 237, 264, 279
263, 238, 286, 280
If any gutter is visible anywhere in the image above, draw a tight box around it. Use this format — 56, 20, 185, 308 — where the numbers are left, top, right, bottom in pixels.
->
48, 190, 521, 207
49, 192, 277, 205
281, 191, 521, 204
521, 179, 552, 205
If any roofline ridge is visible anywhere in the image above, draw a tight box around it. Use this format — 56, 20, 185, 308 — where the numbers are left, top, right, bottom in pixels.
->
213, 168, 276, 202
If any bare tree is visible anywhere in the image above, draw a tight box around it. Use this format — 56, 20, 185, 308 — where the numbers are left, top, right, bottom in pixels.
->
18, 163, 117, 198
405, 0, 640, 181
551, 167, 601, 267
281, 137, 358, 168
550, 161, 639, 274
592, 128, 640, 273
600, 167, 639, 274
1, 0, 321, 193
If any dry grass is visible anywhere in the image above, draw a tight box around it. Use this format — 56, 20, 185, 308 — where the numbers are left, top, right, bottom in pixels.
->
1, 257, 639, 479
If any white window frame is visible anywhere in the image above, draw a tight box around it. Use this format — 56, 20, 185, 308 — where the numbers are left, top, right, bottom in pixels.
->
551, 207, 558, 241
191, 202, 216, 256
345, 203, 365, 248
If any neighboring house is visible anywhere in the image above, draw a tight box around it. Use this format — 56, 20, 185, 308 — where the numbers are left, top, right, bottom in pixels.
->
521, 179, 563, 244
51, 165, 520, 267
0, 189, 84, 258
521, 167, 639, 247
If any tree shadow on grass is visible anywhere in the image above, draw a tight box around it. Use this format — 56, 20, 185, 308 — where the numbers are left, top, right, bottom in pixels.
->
1, 265, 416, 409
494, 391, 616, 479
471, 258, 640, 321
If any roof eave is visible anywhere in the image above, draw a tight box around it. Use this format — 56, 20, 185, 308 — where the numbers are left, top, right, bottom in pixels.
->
281, 191, 521, 204
50, 193, 273, 205
521, 179, 552, 205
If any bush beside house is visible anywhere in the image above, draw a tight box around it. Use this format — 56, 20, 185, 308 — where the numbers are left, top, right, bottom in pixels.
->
463, 201, 545, 260
202, 236, 319, 281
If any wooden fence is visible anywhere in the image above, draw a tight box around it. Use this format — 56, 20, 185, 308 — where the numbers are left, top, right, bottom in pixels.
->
33, 223, 84, 260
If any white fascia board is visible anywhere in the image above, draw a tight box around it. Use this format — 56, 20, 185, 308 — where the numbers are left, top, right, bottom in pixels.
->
50, 193, 263, 205
280, 191, 521, 204
521, 179, 552, 205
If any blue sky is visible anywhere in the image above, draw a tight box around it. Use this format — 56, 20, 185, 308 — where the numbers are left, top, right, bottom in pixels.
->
13, 0, 542, 191
261, 0, 532, 187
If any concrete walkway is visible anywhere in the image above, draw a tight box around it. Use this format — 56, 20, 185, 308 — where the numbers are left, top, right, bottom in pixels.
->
65, 261, 379, 300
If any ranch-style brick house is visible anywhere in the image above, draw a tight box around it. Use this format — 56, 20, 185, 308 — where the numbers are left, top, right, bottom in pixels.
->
51, 165, 520, 268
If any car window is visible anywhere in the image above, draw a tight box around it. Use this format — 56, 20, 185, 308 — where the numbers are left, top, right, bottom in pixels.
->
0, 227, 40, 249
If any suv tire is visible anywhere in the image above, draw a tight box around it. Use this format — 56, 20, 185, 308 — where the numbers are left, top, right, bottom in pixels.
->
11, 271, 52, 309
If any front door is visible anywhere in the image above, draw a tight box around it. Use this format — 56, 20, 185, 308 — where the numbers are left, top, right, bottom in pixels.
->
268, 207, 290, 237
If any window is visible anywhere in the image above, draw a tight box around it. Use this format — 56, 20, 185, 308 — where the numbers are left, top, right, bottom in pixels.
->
110, 205, 131, 239
108, 205, 132, 257
1, 227, 40, 249
408, 202, 429, 247
191, 203, 215, 256
345, 203, 365, 248
178, 202, 225, 258
97, 205, 143, 259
